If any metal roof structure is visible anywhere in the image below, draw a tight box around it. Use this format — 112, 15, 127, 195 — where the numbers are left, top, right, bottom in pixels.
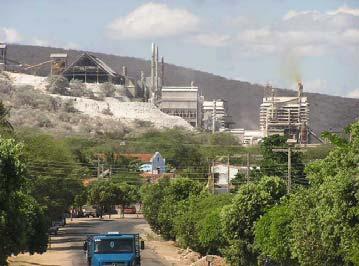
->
50, 53, 68, 58
62, 53, 124, 84
63, 53, 118, 77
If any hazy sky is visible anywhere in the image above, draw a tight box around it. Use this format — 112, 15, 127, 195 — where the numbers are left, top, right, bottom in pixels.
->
1, 0, 359, 98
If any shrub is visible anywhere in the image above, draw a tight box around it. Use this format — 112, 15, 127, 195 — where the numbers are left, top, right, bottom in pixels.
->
47, 97, 62, 112
13, 85, 39, 108
46, 76, 69, 95
37, 116, 54, 128
59, 113, 71, 122
69, 79, 86, 97
133, 119, 154, 128
102, 106, 113, 116
254, 202, 294, 265
0, 79, 13, 94
62, 99, 77, 113
100, 82, 116, 97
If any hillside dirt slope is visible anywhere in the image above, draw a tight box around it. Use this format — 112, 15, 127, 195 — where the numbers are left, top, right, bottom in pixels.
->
0, 71, 192, 136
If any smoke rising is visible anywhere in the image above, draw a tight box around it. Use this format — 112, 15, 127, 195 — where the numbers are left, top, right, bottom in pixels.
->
280, 50, 302, 83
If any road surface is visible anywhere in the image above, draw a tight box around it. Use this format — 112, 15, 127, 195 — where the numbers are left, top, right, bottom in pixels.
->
10, 216, 169, 266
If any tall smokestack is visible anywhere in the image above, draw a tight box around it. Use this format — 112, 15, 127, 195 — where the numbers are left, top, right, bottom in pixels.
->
155, 45, 159, 93
140, 70, 145, 83
161, 56, 164, 87
122, 66, 127, 76
297, 81, 303, 98
297, 82, 303, 125
151, 43, 155, 99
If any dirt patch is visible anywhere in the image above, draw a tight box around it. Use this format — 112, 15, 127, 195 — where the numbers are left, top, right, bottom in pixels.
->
135, 223, 227, 266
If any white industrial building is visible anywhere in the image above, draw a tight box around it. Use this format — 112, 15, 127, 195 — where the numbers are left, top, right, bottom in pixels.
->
260, 83, 310, 144
160, 84, 203, 127
203, 99, 232, 132
230, 128, 264, 145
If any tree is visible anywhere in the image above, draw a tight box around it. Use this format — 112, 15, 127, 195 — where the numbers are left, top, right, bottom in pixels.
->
141, 178, 203, 239
31, 175, 84, 221
141, 178, 170, 233
0, 137, 48, 265
221, 176, 286, 265
287, 122, 359, 265
254, 200, 296, 265
87, 180, 118, 218
253, 122, 359, 266
174, 193, 233, 255
116, 183, 140, 217
18, 131, 82, 178
16, 131, 86, 221
230, 172, 246, 192
156, 178, 203, 240
0, 101, 13, 135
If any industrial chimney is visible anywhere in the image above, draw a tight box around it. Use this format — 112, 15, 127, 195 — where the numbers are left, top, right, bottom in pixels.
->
161, 56, 164, 87
151, 43, 155, 97
297, 81, 303, 98
122, 66, 127, 77
155, 45, 159, 93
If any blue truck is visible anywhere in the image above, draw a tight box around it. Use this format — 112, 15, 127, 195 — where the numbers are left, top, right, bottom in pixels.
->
83, 232, 144, 266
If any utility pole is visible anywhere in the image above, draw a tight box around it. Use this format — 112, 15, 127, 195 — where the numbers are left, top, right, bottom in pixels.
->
272, 145, 305, 193
246, 153, 250, 182
212, 100, 216, 134
227, 155, 230, 192
97, 157, 100, 178
208, 160, 215, 194
288, 147, 292, 193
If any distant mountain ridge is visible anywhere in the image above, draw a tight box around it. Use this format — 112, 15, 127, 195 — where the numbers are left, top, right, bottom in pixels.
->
6, 44, 359, 134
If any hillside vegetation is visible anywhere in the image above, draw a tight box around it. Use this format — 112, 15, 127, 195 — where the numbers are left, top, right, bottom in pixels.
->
6, 44, 359, 134
0, 71, 191, 137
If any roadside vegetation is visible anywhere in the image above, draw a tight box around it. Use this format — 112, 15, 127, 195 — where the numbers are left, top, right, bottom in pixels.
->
141, 122, 359, 265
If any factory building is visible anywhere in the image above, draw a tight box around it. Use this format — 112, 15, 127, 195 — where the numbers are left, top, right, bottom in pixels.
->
230, 128, 264, 145
160, 83, 203, 127
50, 53, 67, 76
121, 66, 143, 99
260, 83, 310, 144
0, 43, 7, 71
62, 53, 125, 85
203, 99, 233, 132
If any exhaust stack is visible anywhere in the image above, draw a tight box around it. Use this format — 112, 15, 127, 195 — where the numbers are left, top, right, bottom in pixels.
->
297, 81, 303, 98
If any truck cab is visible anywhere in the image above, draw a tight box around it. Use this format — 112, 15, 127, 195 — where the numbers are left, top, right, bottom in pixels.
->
84, 232, 144, 266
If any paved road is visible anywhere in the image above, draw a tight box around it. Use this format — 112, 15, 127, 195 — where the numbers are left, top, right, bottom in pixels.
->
58, 216, 167, 266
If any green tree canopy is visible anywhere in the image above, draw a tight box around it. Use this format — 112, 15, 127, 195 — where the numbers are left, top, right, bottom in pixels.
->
0, 101, 13, 137
0, 137, 48, 265
174, 193, 233, 255
141, 178, 204, 239
221, 176, 286, 265
254, 121, 359, 266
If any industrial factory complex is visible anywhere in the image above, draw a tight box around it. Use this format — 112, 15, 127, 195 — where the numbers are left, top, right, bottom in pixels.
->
0, 42, 320, 145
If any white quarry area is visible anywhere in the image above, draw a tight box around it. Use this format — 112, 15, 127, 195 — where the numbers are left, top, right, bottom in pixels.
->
6, 72, 48, 91
60, 96, 193, 130
4, 72, 193, 130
